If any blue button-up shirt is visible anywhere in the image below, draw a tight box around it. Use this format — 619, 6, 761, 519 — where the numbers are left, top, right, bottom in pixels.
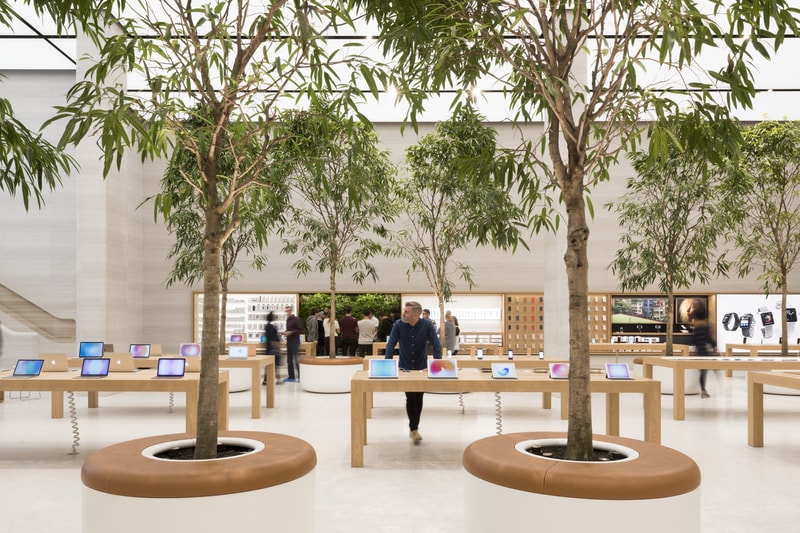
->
385, 317, 442, 370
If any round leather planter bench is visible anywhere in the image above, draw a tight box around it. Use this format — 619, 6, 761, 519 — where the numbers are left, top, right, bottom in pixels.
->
463, 431, 701, 533
81, 431, 316, 533
299, 356, 364, 393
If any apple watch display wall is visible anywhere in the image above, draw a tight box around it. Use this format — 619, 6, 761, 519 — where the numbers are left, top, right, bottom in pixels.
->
716, 294, 800, 347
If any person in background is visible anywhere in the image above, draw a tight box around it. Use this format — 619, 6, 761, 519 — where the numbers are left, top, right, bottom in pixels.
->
316, 310, 326, 356
357, 309, 378, 357
385, 301, 442, 444
687, 298, 715, 398
444, 310, 459, 355
305, 307, 319, 357
339, 306, 359, 356
264, 312, 282, 384
377, 310, 393, 343
422, 308, 436, 355
282, 305, 303, 383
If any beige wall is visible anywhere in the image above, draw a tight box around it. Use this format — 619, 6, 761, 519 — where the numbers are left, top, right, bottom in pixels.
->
1, 70, 797, 357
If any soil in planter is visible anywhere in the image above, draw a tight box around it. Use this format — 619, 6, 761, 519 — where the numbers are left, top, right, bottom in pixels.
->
524, 444, 628, 462
154, 444, 253, 460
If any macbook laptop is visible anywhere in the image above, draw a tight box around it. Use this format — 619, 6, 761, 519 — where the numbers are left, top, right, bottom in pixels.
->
230, 334, 244, 343
108, 353, 135, 372
41, 353, 69, 372
150, 344, 163, 356
76, 358, 110, 378
79, 341, 105, 358
427, 358, 458, 378
369, 358, 399, 379
549, 362, 570, 379
179, 343, 201, 357
129, 344, 151, 358
3, 359, 44, 379
182, 356, 201, 373
605, 363, 633, 379
228, 345, 249, 359
491, 362, 517, 379
154, 358, 186, 378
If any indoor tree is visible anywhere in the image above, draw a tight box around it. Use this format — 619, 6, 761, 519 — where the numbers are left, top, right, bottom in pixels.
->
48, 0, 370, 459
353, 0, 799, 460
278, 99, 398, 357
0, 0, 122, 209
731, 121, 800, 354
394, 106, 527, 341
159, 118, 288, 347
607, 136, 735, 355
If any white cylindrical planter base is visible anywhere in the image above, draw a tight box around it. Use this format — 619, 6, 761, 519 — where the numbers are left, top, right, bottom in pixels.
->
464, 474, 699, 533
463, 432, 700, 533
83, 471, 313, 533
299, 357, 363, 393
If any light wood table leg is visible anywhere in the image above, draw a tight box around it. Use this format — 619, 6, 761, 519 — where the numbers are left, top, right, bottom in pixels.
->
0, 391, 4, 401
644, 381, 662, 444
265, 363, 275, 408
218, 379, 229, 431
366, 391, 373, 418
185, 388, 198, 434
560, 393, 569, 420
606, 392, 620, 436
250, 364, 261, 418
542, 392, 551, 410
51, 391, 64, 418
88, 391, 99, 408
673, 367, 686, 420
748, 373, 764, 447
351, 387, 365, 467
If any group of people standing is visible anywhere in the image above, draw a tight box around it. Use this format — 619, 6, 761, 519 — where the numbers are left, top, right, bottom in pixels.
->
303, 306, 393, 358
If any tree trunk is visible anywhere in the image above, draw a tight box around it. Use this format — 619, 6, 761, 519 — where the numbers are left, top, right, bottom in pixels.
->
563, 172, 593, 461
665, 287, 675, 356
329, 272, 337, 358
781, 276, 788, 356
195, 205, 222, 459
438, 297, 446, 356
219, 279, 229, 350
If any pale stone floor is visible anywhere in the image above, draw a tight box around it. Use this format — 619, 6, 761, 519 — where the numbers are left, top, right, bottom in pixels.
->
0, 368, 798, 532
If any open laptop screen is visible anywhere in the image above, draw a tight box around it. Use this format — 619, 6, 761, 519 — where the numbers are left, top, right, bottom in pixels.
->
129, 344, 151, 358
179, 343, 201, 357
427, 358, 458, 378
369, 358, 399, 378
12, 359, 45, 377
80, 358, 110, 377
157, 358, 186, 378
79, 341, 105, 358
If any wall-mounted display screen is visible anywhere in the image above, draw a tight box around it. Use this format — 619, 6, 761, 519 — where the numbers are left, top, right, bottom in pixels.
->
611, 296, 668, 333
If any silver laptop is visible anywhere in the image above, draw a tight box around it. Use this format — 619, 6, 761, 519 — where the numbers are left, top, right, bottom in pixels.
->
427, 358, 458, 378
75, 358, 110, 378
153, 358, 186, 379
3, 359, 44, 379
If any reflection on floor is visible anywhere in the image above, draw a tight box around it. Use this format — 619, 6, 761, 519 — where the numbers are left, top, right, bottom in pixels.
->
0, 369, 798, 532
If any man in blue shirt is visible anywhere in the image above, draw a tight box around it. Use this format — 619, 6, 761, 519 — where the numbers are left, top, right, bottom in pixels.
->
385, 301, 442, 444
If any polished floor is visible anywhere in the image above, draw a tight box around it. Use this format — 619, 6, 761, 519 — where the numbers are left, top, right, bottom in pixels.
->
1, 367, 798, 532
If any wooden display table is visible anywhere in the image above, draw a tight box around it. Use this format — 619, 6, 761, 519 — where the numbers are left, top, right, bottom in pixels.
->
67, 355, 275, 417
640, 356, 800, 420
0, 368, 229, 433
725, 343, 800, 357
748, 371, 800, 447
350, 369, 661, 467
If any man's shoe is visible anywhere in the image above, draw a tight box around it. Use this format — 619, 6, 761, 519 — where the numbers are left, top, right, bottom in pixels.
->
701, 390, 710, 398
409, 430, 422, 444
282, 377, 296, 383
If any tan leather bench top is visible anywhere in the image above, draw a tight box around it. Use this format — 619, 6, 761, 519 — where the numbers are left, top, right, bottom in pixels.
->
463, 431, 700, 500
299, 356, 364, 366
82, 431, 316, 498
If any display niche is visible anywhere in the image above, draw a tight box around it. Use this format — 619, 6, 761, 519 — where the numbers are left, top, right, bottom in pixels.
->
193, 292, 298, 343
